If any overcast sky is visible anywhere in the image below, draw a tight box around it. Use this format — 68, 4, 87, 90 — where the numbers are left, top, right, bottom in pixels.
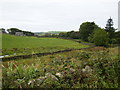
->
0, 0, 119, 32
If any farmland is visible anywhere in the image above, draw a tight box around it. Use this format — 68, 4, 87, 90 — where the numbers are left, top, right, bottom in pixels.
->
2, 34, 88, 56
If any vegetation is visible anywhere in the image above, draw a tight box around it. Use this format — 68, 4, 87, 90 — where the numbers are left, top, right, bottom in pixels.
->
2, 46, 119, 88
2, 34, 88, 56
1, 17, 120, 89
89, 28, 109, 46
40, 22, 118, 47
105, 17, 115, 39
48, 31, 66, 34
0, 28, 6, 34
7, 28, 34, 36
34, 31, 65, 36
0, 34, 2, 49
111, 31, 120, 44
59, 31, 80, 39
79, 22, 100, 41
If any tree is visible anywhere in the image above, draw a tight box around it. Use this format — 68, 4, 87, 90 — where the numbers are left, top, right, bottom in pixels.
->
0, 28, 6, 33
59, 32, 67, 37
58, 31, 80, 39
79, 22, 99, 41
7, 28, 22, 35
66, 31, 80, 39
105, 17, 115, 39
44, 33, 52, 37
91, 29, 109, 46
23, 31, 34, 36
70, 31, 80, 39
112, 31, 120, 44
114, 31, 120, 38
7, 28, 34, 36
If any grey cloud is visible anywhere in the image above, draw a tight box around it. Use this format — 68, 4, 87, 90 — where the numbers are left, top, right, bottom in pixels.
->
0, 0, 118, 32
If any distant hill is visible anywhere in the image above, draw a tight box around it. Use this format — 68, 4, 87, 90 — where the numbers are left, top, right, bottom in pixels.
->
48, 31, 66, 34
34, 31, 66, 36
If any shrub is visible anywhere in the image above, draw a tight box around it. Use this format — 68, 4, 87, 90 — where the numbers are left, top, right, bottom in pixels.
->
113, 38, 120, 44
91, 29, 109, 46
79, 22, 99, 41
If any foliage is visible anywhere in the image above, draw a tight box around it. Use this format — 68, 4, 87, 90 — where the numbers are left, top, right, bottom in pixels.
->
0, 28, 6, 33
114, 31, 120, 38
110, 38, 120, 44
7, 28, 21, 35
79, 22, 100, 41
59, 32, 67, 37
7, 28, 34, 36
67, 31, 80, 39
2, 63, 41, 88
58, 31, 80, 39
90, 28, 109, 46
2, 47, 119, 88
39, 31, 80, 39
105, 17, 115, 39
35, 31, 65, 36
112, 31, 120, 44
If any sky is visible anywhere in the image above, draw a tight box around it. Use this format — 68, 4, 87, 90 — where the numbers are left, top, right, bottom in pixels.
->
0, 0, 119, 32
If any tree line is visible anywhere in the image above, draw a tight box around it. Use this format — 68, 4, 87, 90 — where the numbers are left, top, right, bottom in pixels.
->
50, 18, 119, 46
0, 28, 34, 36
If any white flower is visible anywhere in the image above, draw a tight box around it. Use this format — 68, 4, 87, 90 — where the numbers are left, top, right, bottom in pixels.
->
28, 81, 32, 85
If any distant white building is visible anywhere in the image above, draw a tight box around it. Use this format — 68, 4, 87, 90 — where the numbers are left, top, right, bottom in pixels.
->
15, 32, 25, 36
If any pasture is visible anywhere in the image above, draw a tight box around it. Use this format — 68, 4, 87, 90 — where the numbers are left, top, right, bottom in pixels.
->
2, 34, 88, 56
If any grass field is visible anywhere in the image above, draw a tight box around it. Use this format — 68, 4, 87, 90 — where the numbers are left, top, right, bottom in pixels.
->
2, 34, 88, 56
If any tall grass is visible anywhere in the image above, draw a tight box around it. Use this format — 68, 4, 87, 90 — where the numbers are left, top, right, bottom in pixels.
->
2, 47, 119, 88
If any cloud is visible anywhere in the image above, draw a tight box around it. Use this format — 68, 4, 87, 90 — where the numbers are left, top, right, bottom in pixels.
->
0, 0, 119, 32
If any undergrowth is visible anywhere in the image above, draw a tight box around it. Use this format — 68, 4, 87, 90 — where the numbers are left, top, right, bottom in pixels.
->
2, 47, 120, 88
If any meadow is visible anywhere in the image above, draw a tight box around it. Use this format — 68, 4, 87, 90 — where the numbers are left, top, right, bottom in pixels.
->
2, 34, 88, 56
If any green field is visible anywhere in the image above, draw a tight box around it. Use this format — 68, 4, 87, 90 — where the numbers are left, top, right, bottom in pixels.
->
2, 34, 88, 56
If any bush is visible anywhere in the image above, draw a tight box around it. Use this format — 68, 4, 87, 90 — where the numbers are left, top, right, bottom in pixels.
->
91, 29, 109, 46
108, 38, 120, 44
79, 22, 99, 41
